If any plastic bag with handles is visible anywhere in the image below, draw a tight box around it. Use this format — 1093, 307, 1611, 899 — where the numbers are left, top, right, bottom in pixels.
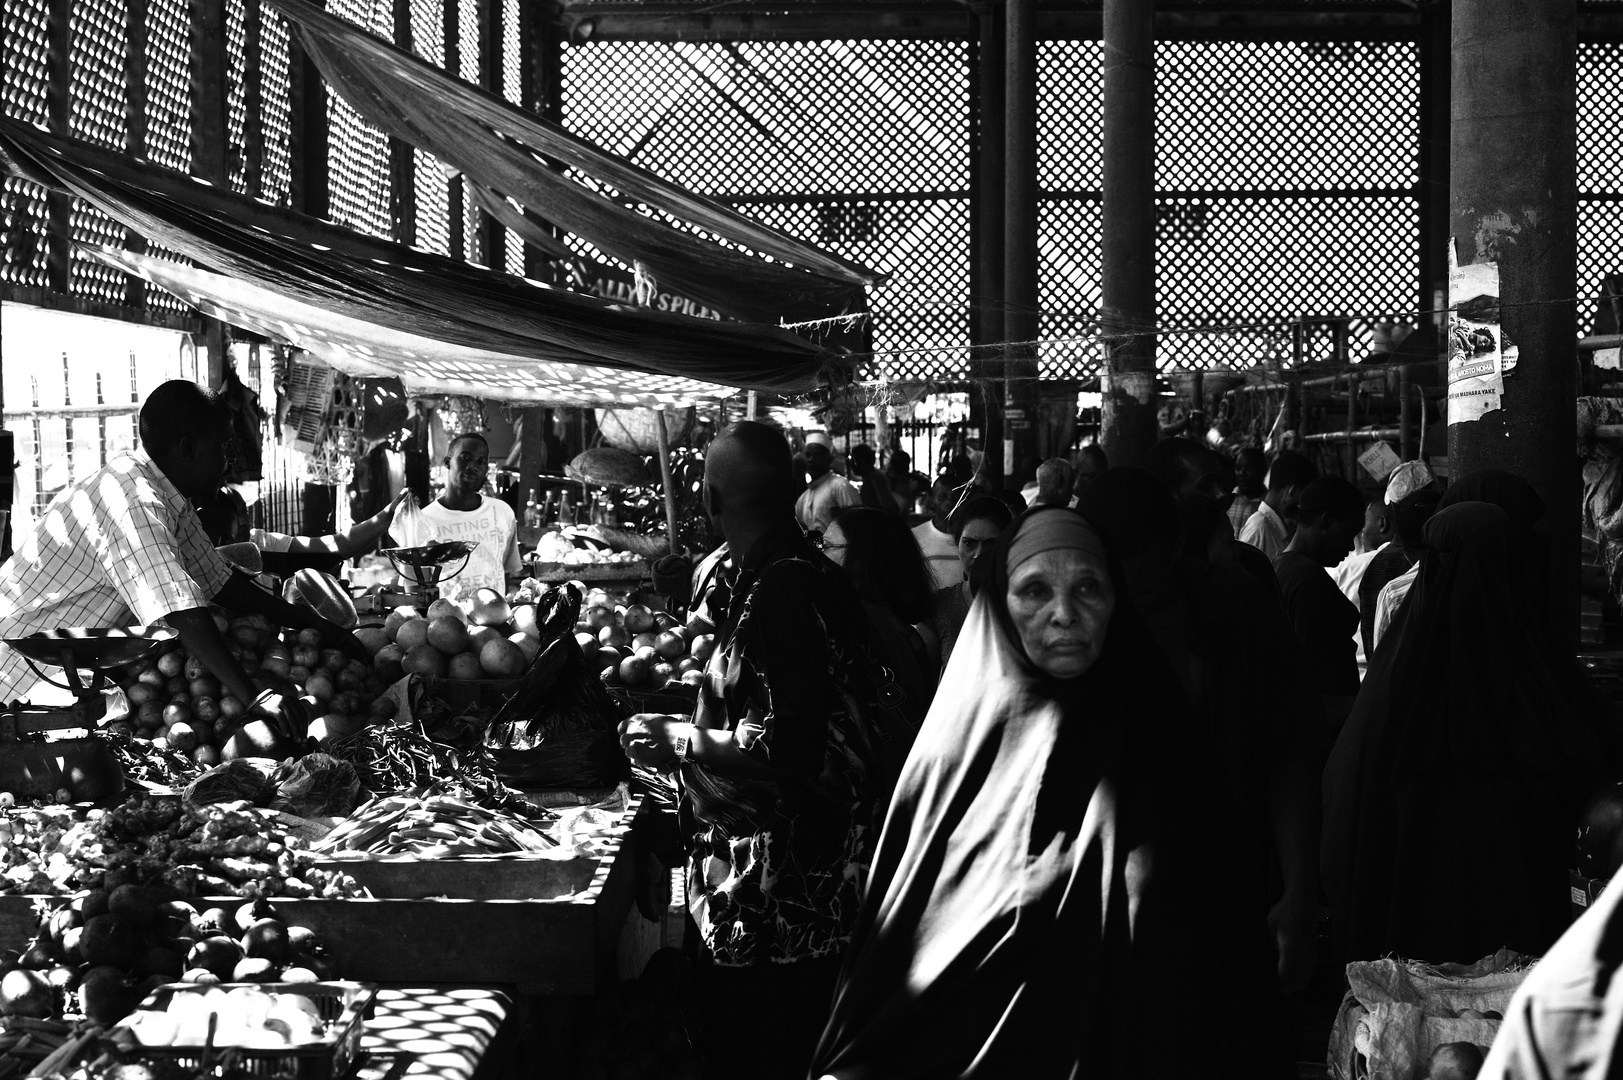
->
391, 491, 429, 549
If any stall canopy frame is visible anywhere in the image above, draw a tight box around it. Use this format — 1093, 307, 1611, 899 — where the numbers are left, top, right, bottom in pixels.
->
0, 117, 851, 407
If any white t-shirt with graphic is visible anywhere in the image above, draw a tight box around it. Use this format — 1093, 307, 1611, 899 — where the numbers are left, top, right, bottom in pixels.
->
415, 496, 520, 605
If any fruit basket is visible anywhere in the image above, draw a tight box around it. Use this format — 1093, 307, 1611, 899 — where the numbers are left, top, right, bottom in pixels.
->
107, 981, 377, 1080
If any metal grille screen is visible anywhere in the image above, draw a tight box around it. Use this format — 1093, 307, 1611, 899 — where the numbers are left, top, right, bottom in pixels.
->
1, 0, 51, 290
1579, 42, 1623, 325
560, 37, 1418, 382
560, 39, 973, 383
10, 8, 1623, 376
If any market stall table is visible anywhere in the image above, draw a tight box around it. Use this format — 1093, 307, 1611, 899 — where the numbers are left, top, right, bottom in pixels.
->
357, 987, 513, 1080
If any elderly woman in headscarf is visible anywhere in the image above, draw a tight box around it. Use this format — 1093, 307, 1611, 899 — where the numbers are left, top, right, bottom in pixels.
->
810, 507, 1291, 1080
1323, 497, 1623, 969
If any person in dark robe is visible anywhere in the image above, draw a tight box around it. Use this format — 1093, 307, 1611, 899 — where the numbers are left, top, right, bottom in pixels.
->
811, 507, 1292, 1080
1323, 500, 1623, 969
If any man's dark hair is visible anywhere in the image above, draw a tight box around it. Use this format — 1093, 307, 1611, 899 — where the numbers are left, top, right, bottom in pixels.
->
888, 448, 911, 472
830, 506, 935, 624
1077, 444, 1109, 471
1235, 446, 1266, 471
1267, 450, 1318, 494
950, 495, 1014, 542
140, 380, 224, 458
447, 431, 489, 455
1296, 475, 1365, 528
1392, 487, 1442, 547
849, 444, 876, 473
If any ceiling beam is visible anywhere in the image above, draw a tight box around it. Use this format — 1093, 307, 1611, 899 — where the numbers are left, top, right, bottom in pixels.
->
557, 3, 1428, 44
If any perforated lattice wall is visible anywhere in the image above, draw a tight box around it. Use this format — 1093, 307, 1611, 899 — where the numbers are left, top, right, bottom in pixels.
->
68, 0, 125, 149
2, 0, 51, 289
259, 6, 292, 205
1578, 42, 1623, 325
1034, 39, 1421, 376
561, 39, 972, 382
226, 0, 250, 192
325, 0, 392, 239
144, 0, 192, 171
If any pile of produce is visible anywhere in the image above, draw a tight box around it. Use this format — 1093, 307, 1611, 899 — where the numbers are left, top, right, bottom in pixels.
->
0, 891, 341, 1029
482, 585, 630, 789
110, 612, 388, 762
356, 588, 541, 684
0, 793, 365, 901
577, 592, 715, 695
324, 722, 536, 817
113, 982, 345, 1049
0, 1015, 94, 1080
313, 793, 555, 857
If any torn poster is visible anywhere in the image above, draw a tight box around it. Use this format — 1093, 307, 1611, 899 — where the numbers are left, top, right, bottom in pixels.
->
1447, 241, 1504, 425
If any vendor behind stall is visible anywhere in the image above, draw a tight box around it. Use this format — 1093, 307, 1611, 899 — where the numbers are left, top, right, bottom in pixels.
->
406, 432, 520, 605
0, 380, 356, 737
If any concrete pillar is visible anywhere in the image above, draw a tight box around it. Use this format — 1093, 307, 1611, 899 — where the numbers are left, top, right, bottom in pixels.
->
1098, 0, 1157, 468
1002, 0, 1039, 488
1448, 0, 1577, 642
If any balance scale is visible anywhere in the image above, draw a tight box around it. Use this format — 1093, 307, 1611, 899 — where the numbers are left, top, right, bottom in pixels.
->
368, 541, 478, 611
0, 626, 173, 803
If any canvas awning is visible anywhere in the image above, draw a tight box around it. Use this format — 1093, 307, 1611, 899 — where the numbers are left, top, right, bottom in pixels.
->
265, 0, 883, 328
0, 118, 849, 405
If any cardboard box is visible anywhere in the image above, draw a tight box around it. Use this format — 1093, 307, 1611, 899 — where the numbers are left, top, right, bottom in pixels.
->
1571, 869, 1609, 922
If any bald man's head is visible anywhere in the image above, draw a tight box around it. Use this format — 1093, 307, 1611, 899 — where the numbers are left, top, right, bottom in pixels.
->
1034, 458, 1073, 506
705, 421, 795, 527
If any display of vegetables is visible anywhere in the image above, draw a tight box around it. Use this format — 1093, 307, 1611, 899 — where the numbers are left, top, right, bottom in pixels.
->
578, 591, 715, 694
0, 888, 343, 1031
108, 612, 387, 765
356, 586, 542, 684
312, 793, 555, 857
1, 794, 365, 901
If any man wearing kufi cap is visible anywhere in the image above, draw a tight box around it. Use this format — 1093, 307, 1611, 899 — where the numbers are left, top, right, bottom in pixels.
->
1358, 460, 1441, 657
795, 432, 861, 534
1330, 461, 1435, 678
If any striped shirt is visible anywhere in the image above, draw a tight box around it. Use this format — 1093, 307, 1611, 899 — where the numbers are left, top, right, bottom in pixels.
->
0, 445, 232, 698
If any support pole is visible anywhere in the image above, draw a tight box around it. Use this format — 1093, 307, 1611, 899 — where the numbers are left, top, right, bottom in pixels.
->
1448, 0, 1577, 644
1098, 0, 1157, 468
655, 408, 679, 555
971, 1, 1006, 484
1002, 0, 1039, 486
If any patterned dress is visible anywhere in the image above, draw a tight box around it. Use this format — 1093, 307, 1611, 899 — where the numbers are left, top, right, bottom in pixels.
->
681, 523, 885, 966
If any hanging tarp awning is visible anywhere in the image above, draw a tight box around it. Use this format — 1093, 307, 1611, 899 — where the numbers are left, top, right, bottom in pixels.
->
0, 118, 847, 405
264, 0, 884, 328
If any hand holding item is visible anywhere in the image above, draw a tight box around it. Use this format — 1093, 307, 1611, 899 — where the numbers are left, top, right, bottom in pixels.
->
618, 713, 689, 771
251, 678, 313, 743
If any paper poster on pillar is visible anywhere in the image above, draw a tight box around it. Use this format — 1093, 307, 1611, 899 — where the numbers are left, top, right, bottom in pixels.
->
1446, 240, 1505, 426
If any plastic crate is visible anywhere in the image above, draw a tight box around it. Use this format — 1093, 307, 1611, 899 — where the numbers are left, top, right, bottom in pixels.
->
114, 981, 377, 1080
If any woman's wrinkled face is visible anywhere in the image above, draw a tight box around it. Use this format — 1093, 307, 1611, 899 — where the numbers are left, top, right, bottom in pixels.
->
1006, 547, 1115, 679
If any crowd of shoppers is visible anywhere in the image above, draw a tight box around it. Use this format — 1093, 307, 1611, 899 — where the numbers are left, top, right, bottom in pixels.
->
614, 421, 1620, 1079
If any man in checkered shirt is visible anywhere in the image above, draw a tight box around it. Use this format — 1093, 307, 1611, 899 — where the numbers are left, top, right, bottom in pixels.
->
0, 380, 357, 739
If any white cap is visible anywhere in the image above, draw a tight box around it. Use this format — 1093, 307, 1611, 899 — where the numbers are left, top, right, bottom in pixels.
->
1385, 460, 1436, 505
804, 431, 832, 448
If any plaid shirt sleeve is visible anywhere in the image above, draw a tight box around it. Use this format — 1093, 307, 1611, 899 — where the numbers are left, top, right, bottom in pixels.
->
92, 469, 232, 625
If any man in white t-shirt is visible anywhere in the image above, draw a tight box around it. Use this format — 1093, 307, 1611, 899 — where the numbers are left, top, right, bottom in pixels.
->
412, 433, 521, 606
